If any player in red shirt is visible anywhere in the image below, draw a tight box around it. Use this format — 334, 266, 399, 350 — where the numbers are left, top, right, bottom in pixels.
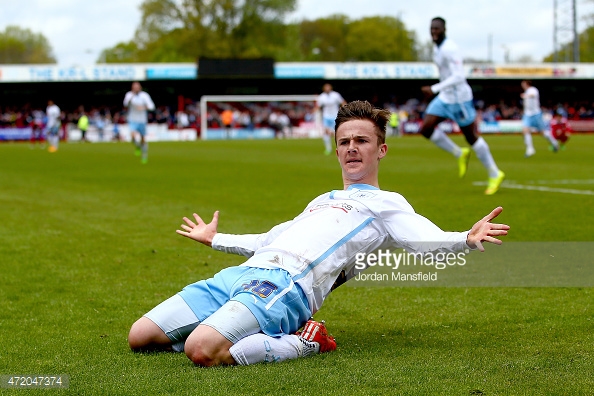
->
549, 111, 571, 150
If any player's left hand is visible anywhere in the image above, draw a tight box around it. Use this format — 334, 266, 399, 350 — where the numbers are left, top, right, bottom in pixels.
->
176, 211, 219, 247
466, 206, 510, 252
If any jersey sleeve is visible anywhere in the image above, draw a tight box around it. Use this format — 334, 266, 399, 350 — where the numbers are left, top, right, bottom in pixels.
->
527, 87, 539, 98
211, 220, 294, 257
380, 193, 470, 254
123, 92, 133, 107
315, 94, 323, 108
210, 193, 328, 257
143, 93, 156, 111
431, 44, 467, 94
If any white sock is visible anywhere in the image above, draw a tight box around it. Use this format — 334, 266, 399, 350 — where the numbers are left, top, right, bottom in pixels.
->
542, 129, 559, 148
472, 137, 499, 178
142, 142, 148, 159
524, 132, 534, 151
229, 333, 317, 365
430, 128, 462, 157
322, 134, 332, 152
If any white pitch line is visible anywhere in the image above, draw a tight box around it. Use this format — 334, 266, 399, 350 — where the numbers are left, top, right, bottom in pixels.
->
528, 179, 594, 185
472, 181, 594, 195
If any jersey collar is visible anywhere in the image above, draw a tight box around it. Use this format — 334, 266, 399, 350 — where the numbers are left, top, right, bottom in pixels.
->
346, 184, 379, 191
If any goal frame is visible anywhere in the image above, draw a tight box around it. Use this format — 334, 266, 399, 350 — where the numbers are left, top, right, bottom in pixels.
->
199, 94, 319, 140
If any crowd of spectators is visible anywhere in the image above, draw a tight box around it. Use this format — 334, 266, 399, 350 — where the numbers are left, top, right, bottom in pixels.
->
2, 98, 594, 138
204, 101, 316, 131
0, 104, 177, 138
384, 98, 594, 128
0, 100, 317, 138
474, 100, 594, 122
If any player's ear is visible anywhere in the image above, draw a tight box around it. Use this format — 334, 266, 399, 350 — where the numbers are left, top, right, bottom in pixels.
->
378, 143, 387, 159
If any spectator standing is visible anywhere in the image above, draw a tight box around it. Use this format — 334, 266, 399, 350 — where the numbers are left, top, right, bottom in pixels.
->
221, 108, 234, 139
77, 107, 89, 142
389, 109, 400, 137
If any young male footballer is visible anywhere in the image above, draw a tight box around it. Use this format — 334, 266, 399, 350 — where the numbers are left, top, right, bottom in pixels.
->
420, 17, 505, 195
129, 101, 510, 367
520, 79, 560, 157
123, 81, 155, 164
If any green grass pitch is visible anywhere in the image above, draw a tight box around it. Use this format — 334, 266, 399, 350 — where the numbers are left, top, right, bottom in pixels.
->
1, 134, 593, 395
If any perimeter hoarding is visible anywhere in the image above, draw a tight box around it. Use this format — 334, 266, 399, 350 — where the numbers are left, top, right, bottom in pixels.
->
0, 62, 591, 83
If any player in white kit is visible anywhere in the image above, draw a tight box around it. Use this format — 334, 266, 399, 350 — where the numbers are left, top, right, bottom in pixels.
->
123, 82, 155, 164
46, 100, 61, 153
128, 101, 510, 367
420, 17, 505, 195
520, 80, 559, 157
315, 83, 346, 155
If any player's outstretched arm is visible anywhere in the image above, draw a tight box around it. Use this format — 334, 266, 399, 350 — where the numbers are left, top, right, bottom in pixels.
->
176, 211, 219, 247
421, 86, 434, 97
466, 207, 510, 252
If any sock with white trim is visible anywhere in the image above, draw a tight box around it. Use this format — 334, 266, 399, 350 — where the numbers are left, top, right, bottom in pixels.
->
322, 134, 332, 152
542, 129, 559, 149
430, 128, 462, 157
472, 137, 500, 178
141, 142, 148, 159
524, 132, 535, 152
229, 333, 306, 365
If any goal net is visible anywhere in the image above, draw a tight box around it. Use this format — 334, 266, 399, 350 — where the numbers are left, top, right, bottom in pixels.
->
199, 94, 322, 140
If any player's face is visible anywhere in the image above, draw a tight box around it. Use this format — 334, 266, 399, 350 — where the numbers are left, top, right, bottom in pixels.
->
335, 119, 387, 184
430, 20, 445, 43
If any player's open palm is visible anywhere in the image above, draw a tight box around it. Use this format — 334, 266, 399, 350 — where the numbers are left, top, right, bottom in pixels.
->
176, 211, 219, 247
466, 207, 510, 252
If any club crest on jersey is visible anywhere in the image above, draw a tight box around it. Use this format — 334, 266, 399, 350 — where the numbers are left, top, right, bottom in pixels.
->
349, 191, 377, 199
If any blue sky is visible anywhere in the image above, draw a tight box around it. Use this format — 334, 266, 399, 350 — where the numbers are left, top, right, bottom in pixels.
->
2, 0, 593, 66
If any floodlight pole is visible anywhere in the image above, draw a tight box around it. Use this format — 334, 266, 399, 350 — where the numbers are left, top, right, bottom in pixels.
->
553, 0, 579, 62
554, 0, 558, 63
573, 0, 579, 62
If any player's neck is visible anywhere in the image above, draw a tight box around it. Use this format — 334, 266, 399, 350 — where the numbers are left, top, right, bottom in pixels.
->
435, 36, 446, 47
343, 179, 380, 190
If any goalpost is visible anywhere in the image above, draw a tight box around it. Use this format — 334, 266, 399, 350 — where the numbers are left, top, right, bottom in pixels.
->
199, 94, 321, 140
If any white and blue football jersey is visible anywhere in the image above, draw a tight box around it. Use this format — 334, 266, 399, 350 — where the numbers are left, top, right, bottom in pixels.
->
212, 184, 470, 314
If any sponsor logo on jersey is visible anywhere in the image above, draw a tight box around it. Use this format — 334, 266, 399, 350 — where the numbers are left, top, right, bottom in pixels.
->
309, 202, 359, 213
